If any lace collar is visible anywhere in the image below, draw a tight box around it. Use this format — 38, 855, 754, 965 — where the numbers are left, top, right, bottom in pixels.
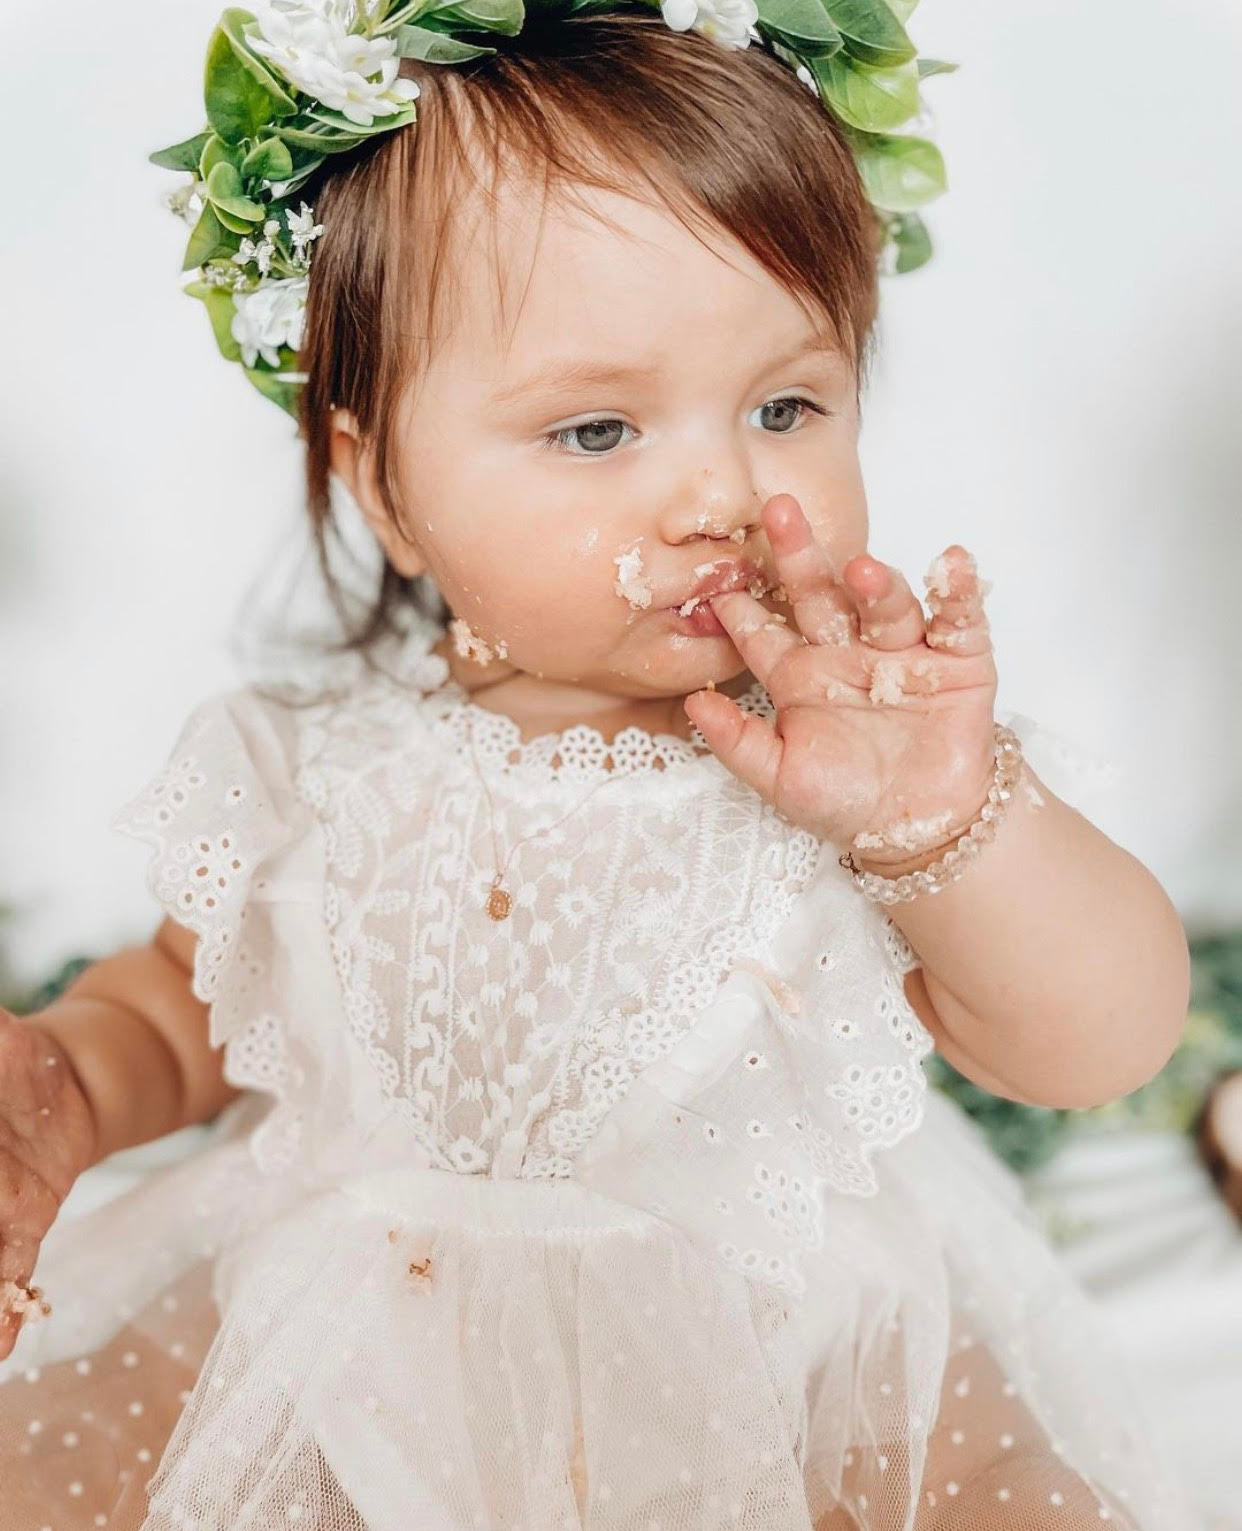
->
388, 607, 774, 787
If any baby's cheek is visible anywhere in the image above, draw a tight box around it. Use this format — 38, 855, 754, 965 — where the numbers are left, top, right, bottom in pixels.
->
466, 564, 610, 670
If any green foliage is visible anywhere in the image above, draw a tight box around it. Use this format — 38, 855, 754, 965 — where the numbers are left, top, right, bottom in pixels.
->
822, 0, 915, 68
847, 128, 947, 211
756, 0, 843, 56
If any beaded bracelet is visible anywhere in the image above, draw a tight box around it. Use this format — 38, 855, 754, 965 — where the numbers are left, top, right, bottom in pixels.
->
837, 723, 1024, 904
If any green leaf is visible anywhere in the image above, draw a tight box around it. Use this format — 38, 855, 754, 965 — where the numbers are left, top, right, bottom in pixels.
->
812, 53, 918, 132
199, 133, 245, 182
183, 201, 236, 270
186, 281, 244, 361
245, 362, 304, 419
213, 204, 264, 235
264, 156, 327, 199
304, 103, 417, 137
273, 119, 369, 152
395, 23, 496, 60
379, 0, 461, 28
205, 160, 267, 222
224, 11, 298, 111
882, 0, 917, 20
242, 135, 295, 182
887, 211, 932, 273
204, 10, 296, 145
149, 131, 211, 172
433, 0, 524, 32
756, 0, 842, 53
822, 0, 915, 67
848, 130, 945, 210
917, 57, 957, 79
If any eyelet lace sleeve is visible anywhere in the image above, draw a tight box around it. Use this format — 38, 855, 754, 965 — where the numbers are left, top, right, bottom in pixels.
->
109, 689, 309, 1051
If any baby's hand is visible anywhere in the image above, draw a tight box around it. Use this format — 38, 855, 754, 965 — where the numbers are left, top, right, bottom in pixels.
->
0, 1009, 97, 1360
686, 494, 998, 862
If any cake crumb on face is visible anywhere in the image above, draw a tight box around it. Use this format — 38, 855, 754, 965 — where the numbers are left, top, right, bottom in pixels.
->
824, 677, 852, 701
449, 617, 503, 665
613, 541, 654, 610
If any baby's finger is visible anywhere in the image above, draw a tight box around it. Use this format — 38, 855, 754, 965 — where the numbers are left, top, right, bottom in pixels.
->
683, 688, 783, 806
0, 1229, 42, 1361
924, 546, 993, 658
842, 556, 928, 651
759, 493, 859, 645
706, 586, 803, 689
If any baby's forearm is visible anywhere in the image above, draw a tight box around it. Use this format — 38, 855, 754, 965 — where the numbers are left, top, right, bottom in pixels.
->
24, 942, 240, 1168
863, 766, 1191, 1109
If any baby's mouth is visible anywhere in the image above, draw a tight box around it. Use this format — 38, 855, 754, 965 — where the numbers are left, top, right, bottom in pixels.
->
669, 558, 774, 618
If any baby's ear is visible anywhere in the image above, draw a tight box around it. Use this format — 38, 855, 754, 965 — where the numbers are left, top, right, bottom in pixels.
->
328, 407, 427, 579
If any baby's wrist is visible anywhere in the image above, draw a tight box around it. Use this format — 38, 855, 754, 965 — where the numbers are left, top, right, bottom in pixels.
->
838, 726, 1025, 895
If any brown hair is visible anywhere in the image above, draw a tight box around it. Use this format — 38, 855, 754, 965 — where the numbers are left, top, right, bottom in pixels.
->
289, 9, 883, 669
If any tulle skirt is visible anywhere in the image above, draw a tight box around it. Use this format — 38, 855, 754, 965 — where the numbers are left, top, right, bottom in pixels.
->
0, 1090, 1199, 1531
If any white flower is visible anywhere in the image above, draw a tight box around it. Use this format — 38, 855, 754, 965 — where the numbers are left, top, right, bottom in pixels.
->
660, 0, 757, 50
233, 231, 277, 276
287, 200, 325, 264
165, 176, 207, 225
230, 277, 308, 367
249, 1, 421, 127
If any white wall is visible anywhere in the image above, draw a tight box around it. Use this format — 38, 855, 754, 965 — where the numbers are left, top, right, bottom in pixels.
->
2, 0, 1240, 989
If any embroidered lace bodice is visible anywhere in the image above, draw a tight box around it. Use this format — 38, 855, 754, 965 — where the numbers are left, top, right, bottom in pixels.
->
111, 605, 930, 1196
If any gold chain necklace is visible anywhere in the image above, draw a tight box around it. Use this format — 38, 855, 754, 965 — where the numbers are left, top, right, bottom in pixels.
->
464, 710, 631, 921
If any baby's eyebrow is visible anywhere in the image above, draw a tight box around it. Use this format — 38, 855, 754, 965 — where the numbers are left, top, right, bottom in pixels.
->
492, 336, 844, 408
491, 357, 661, 406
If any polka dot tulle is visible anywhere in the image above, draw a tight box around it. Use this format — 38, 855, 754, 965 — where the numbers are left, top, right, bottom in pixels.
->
0, 613, 1197, 1527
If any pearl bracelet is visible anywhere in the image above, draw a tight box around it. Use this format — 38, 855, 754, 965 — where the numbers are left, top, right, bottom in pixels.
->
837, 723, 1024, 904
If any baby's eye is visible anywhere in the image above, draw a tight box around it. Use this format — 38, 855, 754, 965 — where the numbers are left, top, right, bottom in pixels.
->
751, 396, 831, 433
543, 419, 634, 456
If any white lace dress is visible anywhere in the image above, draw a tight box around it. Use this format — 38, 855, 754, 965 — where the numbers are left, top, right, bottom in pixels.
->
0, 608, 1198, 1531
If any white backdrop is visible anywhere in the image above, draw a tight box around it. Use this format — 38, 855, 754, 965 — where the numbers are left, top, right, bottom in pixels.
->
2, 0, 1240, 987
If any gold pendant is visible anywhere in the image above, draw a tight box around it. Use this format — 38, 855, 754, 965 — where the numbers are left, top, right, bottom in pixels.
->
486, 877, 512, 921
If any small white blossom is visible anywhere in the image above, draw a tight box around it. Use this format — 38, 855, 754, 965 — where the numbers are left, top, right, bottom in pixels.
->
233, 234, 276, 275
230, 276, 308, 367
287, 200, 325, 263
165, 177, 207, 225
661, 0, 757, 50
249, 1, 421, 127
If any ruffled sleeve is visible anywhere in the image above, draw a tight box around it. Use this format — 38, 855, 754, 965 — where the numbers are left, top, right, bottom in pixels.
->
109, 688, 311, 1051
998, 707, 1121, 817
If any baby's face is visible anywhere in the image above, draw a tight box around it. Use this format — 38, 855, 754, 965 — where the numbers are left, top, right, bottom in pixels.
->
337, 168, 869, 706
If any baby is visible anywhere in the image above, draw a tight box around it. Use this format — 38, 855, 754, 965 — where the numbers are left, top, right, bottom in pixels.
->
0, 5, 1196, 1529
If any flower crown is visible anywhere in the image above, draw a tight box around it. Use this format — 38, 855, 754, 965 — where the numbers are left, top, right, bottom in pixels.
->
152, 0, 954, 419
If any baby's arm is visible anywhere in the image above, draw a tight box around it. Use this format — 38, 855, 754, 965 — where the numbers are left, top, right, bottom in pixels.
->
872, 771, 1191, 1110
24, 917, 242, 1166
